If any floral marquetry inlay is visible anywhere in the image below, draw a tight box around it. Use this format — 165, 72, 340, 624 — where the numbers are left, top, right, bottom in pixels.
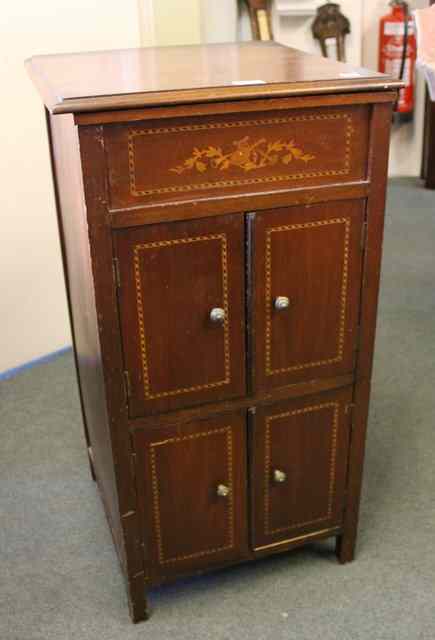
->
170, 136, 316, 175
122, 112, 357, 200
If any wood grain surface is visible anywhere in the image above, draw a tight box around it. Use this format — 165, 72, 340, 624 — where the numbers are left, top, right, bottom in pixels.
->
133, 411, 249, 581
253, 200, 364, 390
34, 42, 398, 622
26, 42, 402, 114
114, 215, 246, 417
251, 387, 353, 549
105, 105, 369, 208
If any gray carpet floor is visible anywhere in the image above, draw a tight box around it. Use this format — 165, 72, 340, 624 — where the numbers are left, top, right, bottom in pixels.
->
1, 178, 435, 639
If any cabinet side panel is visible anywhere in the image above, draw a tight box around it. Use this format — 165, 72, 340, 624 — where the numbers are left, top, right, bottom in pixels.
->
76, 124, 146, 621
47, 113, 125, 567
337, 100, 395, 563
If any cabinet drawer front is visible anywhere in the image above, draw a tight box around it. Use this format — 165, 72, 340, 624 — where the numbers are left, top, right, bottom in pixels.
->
251, 388, 352, 549
114, 215, 246, 416
105, 105, 369, 209
133, 413, 248, 579
253, 200, 364, 390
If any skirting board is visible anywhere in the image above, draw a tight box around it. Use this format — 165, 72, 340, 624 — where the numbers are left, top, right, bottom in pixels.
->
0, 346, 72, 381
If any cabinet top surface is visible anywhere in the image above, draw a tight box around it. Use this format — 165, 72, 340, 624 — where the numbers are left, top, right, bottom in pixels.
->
26, 42, 401, 115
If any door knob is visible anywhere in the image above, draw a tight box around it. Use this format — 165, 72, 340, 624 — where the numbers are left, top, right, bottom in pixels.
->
273, 469, 287, 484
216, 484, 230, 497
210, 307, 225, 324
274, 296, 290, 311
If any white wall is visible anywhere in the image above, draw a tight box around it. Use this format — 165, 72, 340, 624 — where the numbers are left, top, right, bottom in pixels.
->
155, 0, 201, 45
0, 1, 141, 373
138, 0, 156, 47
201, 0, 238, 43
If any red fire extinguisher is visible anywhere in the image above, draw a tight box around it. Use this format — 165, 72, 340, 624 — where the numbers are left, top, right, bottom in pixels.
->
379, 0, 416, 121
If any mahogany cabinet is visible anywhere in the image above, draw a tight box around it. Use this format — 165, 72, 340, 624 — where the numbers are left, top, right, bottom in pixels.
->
27, 42, 400, 622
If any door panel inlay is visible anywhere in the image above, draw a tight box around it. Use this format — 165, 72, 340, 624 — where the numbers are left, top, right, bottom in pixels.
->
253, 201, 364, 391
133, 233, 230, 400
251, 388, 352, 549
115, 214, 245, 417
264, 403, 339, 535
265, 217, 351, 376
149, 427, 234, 564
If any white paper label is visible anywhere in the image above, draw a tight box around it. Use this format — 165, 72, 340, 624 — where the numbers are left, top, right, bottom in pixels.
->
231, 80, 266, 86
339, 72, 364, 78
384, 21, 415, 36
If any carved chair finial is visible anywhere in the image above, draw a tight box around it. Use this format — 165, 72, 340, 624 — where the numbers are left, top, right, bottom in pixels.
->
312, 3, 351, 62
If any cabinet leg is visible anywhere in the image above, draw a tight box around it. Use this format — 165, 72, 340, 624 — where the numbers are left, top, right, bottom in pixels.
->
335, 532, 356, 565
126, 573, 149, 623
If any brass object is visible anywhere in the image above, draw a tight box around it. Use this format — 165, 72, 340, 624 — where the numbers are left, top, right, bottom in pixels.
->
257, 10, 271, 40
242, 0, 274, 41
273, 469, 287, 483
274, 296, 290, 311
170, 136, 315, 176
312, 3, 351, 62
210, 307, 225, 324
217, 483, 230, 497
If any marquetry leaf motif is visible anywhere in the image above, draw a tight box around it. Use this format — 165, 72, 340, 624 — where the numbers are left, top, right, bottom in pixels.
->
170, 136, 316, 175
127, 113, 353, 197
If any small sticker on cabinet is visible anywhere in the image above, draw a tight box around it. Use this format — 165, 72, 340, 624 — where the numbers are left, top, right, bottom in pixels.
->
231, 79, 266, 85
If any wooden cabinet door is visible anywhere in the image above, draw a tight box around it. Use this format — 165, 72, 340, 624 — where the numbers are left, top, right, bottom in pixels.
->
252, 201, 364, 391
133, 412, 248, 580
114, 215, 245, 416
251, 388, 352, 549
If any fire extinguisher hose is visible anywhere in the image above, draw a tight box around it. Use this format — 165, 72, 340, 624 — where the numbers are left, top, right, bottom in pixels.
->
399, 1, 409, 82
